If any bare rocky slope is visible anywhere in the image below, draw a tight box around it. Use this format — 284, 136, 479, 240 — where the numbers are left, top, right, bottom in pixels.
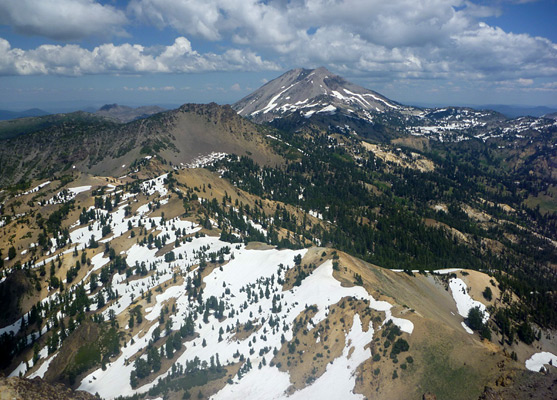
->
0, 376, 97, 400
0, 103, 282, 187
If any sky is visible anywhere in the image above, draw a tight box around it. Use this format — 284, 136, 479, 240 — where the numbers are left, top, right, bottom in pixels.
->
0, 0, 556, 112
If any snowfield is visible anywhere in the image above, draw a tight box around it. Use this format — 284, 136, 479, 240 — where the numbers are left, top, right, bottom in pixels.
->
6, 172, 415, 400
46, 186, 92, 205
214, 314, 373, 400
525, 352, 557, 373
78, 246, 413, 399
449, 278, 489, 326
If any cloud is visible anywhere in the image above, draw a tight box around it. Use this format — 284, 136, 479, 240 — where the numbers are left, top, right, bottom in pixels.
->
448, 23, 557, 79
1, 0, 555, 96
495, 78, 537, 89
0, 37, 279, 76
0, 0, 127, 40
128, 86, 176, 91
126, 0, 557, 87
129, 0, 470, 48
230, 83, 241, 91
129, 0, 294, 45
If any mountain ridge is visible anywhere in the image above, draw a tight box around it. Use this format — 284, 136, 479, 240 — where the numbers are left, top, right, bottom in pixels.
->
0, 108, 50, 121
0, 162, 555, 399
95, 103, 166, 123
0, 102, 282, 187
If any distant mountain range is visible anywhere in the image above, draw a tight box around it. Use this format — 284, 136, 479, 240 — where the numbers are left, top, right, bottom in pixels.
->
0, 104, 166, 124
94, 103, 166, 123
0, 68, 555, 186
0, 108, 50, 121
476, 104, 557, 119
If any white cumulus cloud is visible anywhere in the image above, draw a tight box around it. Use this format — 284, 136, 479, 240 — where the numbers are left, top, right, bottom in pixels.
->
0, 0, 127, 40
126, 0, 557, 86
0, 37, 279, 76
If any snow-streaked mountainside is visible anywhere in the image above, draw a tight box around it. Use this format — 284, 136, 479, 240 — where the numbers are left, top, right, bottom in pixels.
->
233, 68, 557, 143
2, 158, 556, 399
2, 118, 557, 398
1, 167, 418, 400
233, 67, 407, 124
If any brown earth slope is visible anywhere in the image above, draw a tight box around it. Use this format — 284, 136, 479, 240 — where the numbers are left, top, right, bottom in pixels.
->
0, 376, 97, 400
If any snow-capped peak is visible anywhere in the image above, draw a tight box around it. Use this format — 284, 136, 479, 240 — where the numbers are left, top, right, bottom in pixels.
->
233, 67, 401, 123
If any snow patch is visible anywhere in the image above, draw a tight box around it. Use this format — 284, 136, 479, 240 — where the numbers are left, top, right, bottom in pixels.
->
449, 278, 489, 325
525, 352, 557, 372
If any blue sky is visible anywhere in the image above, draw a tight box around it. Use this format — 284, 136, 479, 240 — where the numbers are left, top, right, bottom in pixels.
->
0, 0, 556, 112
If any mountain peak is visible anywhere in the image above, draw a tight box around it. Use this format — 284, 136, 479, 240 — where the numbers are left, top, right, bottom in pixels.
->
233, 67, 401, 123
99, 103, 123, 111
95, 104, 166, 123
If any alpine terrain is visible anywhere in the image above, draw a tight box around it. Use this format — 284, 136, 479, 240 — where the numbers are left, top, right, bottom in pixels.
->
0, 67, 556, 400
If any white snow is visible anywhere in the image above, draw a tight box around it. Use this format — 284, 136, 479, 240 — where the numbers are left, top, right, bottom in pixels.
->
212, 363, 291, 399
78, 323, 161, 398
435, 268, 462, 274
361, 92, 398, 109
317, 104, 336, 114
308, 210, 323, 220
449, 278, 489, 324
78, 244, 412, 399
0, 316, 24, 336
10, 345, 49, 377
20, 181, 51, 196
214, 314, 373, 400
47, 186, 92, 205
288, 314, 372, 400
525, 352, 557, 372
331, 90, 346, 101
185, 152, 227, 169
252, 82, 299, 115
141, 174, 168, 197
19, 172, 415, 399
29, 352, 58, 378
243, 215, 267, 235
69, 186, 92, 196
461, 321, 474, 334
8, 361, 27, 377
